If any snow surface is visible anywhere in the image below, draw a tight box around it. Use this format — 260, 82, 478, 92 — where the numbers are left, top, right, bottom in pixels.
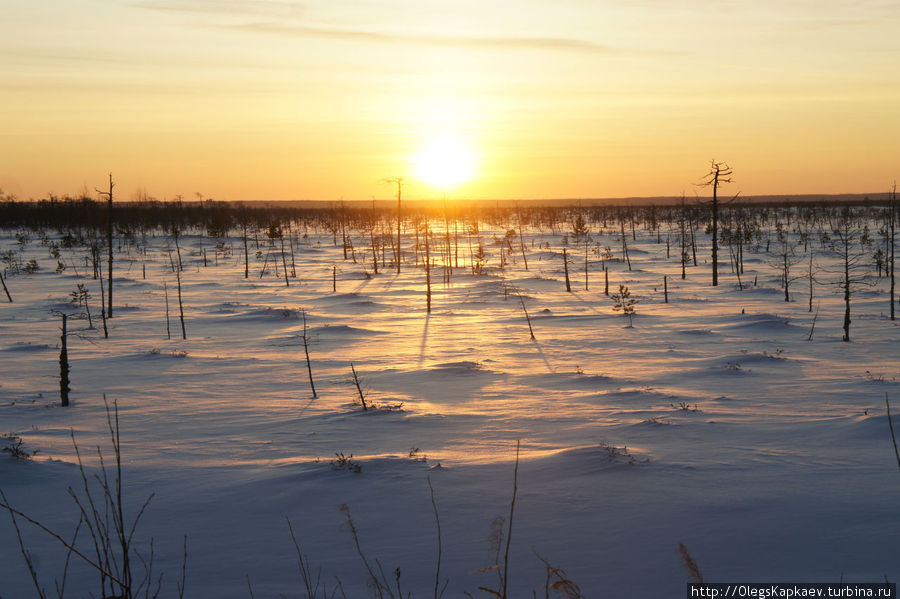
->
1, 219, 899, 598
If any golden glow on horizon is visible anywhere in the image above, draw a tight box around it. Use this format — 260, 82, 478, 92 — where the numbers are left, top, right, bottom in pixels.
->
413, 135, 477, 191
1, 2, 899, 201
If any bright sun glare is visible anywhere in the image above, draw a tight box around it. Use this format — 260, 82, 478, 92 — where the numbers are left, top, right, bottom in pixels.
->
413, 136, 476, 190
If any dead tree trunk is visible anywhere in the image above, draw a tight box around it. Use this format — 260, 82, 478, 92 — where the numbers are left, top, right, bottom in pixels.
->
383, 177, 404, 274
59, 313, 70, 407
301, 309, 317, 398
340, 201, 348, 260
425, 222, 432, 313
890, 184, 896, 321
0, 269, 11, 302
516, 205, 529, 270
808, 253, 815, 313
280, 235, 290, 287
699, 160, 733, 287
584, 240, 589, 291
242, 222, 250, 279
620, 219, 631, 271
171, 236, 187, 340
350, 363, 368, 411
95, 174, 115, 317
98, 260, 109, 338
163, 281, 172, 340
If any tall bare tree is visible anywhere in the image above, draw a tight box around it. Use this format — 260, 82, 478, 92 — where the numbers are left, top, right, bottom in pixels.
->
383, 177, 404, 274
768, 224, 804, 302
95, 174, 115, 316
890, 184, 896, 321
0, 268, 11, 302
698, 160, 733, 286
826, 207, 874, 342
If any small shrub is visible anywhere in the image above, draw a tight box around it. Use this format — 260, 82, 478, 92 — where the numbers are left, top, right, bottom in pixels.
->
408, 447, 428, 462
865, 371, 894, 383
2, 435, 35, 460
672, 401, 702, 412
598, 442, 649, 465
610, 284, 638, 326
330, 452, 362, 473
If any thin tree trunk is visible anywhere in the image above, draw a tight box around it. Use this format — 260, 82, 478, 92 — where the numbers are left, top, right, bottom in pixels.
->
351, 363, 368, 411
164, 281, 171, 340
689, 212, 698, 266
517, 206, 528, 270
842, 236, 851, 342
425, 222, 432, 313
783, 253, 790, 302
301, 309, 317, 398
242, 223, 249, 279
341, 201, 348, 260
60, 313, 70, 407
584, 240, 589, 291
98, 260, 109, 338
517, 291, 535, 340
107, 176, 114, 317
370, 225, 379, 275
396, 186, 402, 274
808, 253, 814, 313
712, 180, 719, 286
890, 184, 896, 321
172, 243, 187, 340
0, 269, 11, 302
620, 220, 631, 271
280, 236, 289, 287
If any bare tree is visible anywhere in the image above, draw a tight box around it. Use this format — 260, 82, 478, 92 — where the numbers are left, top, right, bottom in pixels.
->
890, 184, 896, 321
0, 268, 11, 302
679, 195, 688, 280
69, 283, 94, 329
95, 174, 115, 317
825, 207, 874, 342
698, 160, 733, 286
168, 230, 187, 340
383, 177, 404, 274
768, 225, 804, 302
300, 308, 317, 398
59, 313, 70, 407
619, 217, 631, 271
424, 220, 432, 313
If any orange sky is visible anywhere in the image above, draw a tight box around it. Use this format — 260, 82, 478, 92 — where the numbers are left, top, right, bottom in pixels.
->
2, 1, 899, 202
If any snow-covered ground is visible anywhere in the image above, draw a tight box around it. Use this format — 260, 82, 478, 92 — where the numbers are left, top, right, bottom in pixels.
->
1, 215, 899, 598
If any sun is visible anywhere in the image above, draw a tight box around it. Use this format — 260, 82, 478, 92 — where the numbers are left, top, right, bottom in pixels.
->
413, 135, 476, 190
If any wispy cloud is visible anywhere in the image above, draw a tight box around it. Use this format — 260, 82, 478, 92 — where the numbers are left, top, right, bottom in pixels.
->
133, 0, 305, 17
226, 21, 612, 53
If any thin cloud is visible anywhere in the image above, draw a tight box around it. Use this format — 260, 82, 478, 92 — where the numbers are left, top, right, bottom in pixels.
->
133, 0, 305, 17
227, 21, 613, 53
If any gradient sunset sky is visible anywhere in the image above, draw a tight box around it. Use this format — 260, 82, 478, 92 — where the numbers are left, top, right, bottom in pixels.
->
2, 1, 899, 202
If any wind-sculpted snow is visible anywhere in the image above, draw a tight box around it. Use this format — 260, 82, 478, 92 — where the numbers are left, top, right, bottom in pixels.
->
1, 215, 898, 598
